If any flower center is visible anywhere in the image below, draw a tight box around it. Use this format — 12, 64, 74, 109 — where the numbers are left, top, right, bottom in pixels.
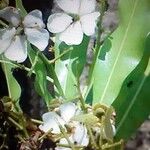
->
16, 26, 24, 35
70, 14, 80, 22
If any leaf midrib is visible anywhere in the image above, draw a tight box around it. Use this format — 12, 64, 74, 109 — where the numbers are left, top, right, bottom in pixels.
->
100, 0, 139, 103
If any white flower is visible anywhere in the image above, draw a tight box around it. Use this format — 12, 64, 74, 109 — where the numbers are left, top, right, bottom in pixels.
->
55, 122, 89, 150
47, 0, 100, 45
39, 102, 77, 134
0, 7, 49, 62
39, 102, 89, 149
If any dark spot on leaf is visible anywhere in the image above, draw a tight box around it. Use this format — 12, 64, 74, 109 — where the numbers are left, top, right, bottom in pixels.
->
127, 81, 133, 88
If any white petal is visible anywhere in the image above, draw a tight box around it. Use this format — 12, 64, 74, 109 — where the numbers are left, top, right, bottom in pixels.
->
4, 35, 27, 63
112, 124, 116, 135
79, 0, 97, 15
23, 10, 45, 28
73, 123, 89, 146
56, 0, 80, 14
0, 28, 16, 54
47, 13, 72, 33
59, 21, 83, 45
80, 12, 100, 36
0, 7, 21, 27
39, 112, 65, 134
55, 138, 72, 150
25, 28, 49, 51
59, 102, 77, 123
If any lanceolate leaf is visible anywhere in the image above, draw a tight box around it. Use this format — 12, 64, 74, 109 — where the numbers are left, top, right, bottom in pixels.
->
92, 0, 150, 105
55, 36, 89, 100
1, 56, 21, 101
113, 34, 150, 140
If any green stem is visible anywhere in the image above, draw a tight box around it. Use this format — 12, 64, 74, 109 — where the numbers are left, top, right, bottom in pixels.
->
27, 51, 40, 76
102, 140, 124, 149
38, 129, 52, 141
86, 125, 99, 150
38, 52, 65, 98
8, 117, 23, 130
87, 0, 107, 95
49, 47, 73, 64
31, 119, 43, 124
59, 124, 76, 150
0, 59, 53, 83
76, 79, 87, 113
57, 143, 84, 149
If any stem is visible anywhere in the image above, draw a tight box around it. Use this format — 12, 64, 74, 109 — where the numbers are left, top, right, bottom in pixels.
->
49, 47, 73, 64
57, 143, 84, 149
38, 129, 52, 141
76, 79, 87, 113
87, 0, 107, 91
0, 59, 53, 83
102, 139, 124, 149
27, 51, 40, 76
31, 119, 43, 124
59, 124, 76, 150
8, 117, 23, 130
86, 125, 99, 150
38, 51, 65, 98
95, 0, 106, 53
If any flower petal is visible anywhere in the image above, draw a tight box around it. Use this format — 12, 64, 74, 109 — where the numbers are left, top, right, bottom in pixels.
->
0, 27, 16, 54
73, 123, 89, 146
79, 0, 97, 15
4, 35, 27, 63
80, 12, 100, 36
55, 138, 73, 150
25, 28, 49, 51
59, 102, 77, 123
0, 7, 21, 27
59, 21, 83, 45
47, 13, 73, 33
23, 10, 45, 28
39, 112, 65, 134
112, 124, 116, 135
56, 0, 80, 14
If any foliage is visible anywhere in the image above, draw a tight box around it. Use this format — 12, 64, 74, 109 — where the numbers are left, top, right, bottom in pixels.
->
0, 0, 150, 149
90, 0, 150, 105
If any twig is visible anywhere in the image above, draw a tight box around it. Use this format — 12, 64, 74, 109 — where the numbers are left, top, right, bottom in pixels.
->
0, 59, 53, 83
49, 47, 73, 64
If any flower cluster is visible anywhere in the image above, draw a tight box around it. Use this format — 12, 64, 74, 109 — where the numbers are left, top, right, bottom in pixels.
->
0, 0, 100, 62
39, 102, 116, 150
39, 102, 89, 150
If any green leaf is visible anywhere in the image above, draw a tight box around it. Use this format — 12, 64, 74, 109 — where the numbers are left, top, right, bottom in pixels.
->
91, 0, 150, 105
1, 56, 21, 101
28, 46, 53, 106
55, 36, 89, 100
15, 0, 27, 16
113, 34, 150, 140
